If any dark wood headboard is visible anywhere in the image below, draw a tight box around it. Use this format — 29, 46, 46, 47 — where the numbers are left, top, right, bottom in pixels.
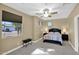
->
49, 28, 61, 34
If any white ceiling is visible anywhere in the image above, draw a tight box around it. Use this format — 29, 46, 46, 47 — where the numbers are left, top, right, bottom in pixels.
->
3, 3, 77, 20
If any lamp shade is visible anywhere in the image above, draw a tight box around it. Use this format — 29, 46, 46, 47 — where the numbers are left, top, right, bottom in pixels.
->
45, 27, 48, 33
62, 27, 67, 34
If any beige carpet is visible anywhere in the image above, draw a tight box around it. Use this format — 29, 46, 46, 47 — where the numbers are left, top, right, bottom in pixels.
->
8, 39, 79, 55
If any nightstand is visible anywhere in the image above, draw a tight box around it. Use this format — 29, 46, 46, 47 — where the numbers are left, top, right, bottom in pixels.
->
62, 34, 69, 41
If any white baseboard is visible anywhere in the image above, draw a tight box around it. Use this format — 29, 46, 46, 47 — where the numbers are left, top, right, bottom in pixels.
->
68, 41, 77, 52
2, 45, 23, 55
32, 37, 42, 43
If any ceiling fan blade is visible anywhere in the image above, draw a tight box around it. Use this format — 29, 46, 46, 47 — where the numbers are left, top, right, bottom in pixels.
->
48, 15, 52, 17
50, 12, 58, 14
35, 13, 43, 15
40, 15, 44, 17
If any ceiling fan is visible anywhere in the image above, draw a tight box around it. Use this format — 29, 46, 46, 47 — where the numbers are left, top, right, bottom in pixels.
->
35, 3, 66, 18
36, 8, 58, 18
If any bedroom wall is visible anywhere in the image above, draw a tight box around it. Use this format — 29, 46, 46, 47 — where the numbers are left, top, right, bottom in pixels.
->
42, 19, 68, 33
0, 4, 34, 54
52, 19, 68, 30
33, 17, 43, 41
67, 4, 79, 47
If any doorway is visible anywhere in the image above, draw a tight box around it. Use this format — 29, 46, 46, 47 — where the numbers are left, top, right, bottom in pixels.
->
78, 17, 79, 51
74, 15, 79, 52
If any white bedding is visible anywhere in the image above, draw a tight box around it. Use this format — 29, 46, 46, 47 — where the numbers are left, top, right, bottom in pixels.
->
43, 32, 63, 44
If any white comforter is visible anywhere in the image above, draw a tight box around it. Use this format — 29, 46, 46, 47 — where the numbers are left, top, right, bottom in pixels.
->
43, 32, 63, 44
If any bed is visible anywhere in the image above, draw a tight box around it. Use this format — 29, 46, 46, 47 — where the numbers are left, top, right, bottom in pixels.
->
43, 28, 63, 45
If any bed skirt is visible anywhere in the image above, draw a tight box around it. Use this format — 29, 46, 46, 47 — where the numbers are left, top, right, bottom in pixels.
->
43, 39, 62, 46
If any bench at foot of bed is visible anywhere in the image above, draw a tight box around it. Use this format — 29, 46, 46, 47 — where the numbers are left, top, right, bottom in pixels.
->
43, 39, 62, 46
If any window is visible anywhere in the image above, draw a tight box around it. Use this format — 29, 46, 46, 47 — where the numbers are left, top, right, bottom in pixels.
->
48, 21, 52, 27
2, 21, 22, 38
2, 10, 22, 38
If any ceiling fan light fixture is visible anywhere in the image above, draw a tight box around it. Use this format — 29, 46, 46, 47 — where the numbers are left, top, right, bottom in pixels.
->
43, 13, 48, 17
36, 8, 57, 18
43, 10, 49, 17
